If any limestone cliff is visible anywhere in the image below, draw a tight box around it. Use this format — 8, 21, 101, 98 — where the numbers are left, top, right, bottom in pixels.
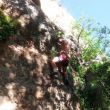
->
0, 0, 80, 110
40, 0, 76, 36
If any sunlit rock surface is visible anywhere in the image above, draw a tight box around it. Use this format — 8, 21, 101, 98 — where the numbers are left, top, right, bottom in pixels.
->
40, 0, 76, 35
0, 96, 17, 110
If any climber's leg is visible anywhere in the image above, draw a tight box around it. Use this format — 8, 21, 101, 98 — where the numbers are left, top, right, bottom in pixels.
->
62, 60, 69, 85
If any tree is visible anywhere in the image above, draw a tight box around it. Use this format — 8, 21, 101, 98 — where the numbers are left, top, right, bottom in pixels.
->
97, 25, 110, 56
72, 17, 102, 62
70, 17, 110, 109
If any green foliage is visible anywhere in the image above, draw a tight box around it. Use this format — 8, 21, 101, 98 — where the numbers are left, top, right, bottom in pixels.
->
82, 38, 101, 62
70, 56, 80, 71
97, 26, 110, 55
50, 46, 58, 57
73, 18, 102, 62
0, 10, 19, 40
56, 31, 64, 38
82, 62, 110, 109
70, 17, 110, 109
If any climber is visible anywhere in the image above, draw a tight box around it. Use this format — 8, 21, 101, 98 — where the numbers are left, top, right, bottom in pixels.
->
58, 37, 72, 55
51, 37, 72, 84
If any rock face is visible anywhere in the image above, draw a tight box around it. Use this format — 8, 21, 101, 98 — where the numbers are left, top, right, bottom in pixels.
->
40, 0, 76, 36
0, 0, 61, 52
0, 0, 80, 110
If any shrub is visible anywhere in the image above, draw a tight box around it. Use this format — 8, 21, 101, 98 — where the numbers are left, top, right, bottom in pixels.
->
82, 62, 110, 109
0, 10, 19, 40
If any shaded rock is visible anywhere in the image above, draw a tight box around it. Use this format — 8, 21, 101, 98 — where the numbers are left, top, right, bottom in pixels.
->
0, 0, 80, 110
